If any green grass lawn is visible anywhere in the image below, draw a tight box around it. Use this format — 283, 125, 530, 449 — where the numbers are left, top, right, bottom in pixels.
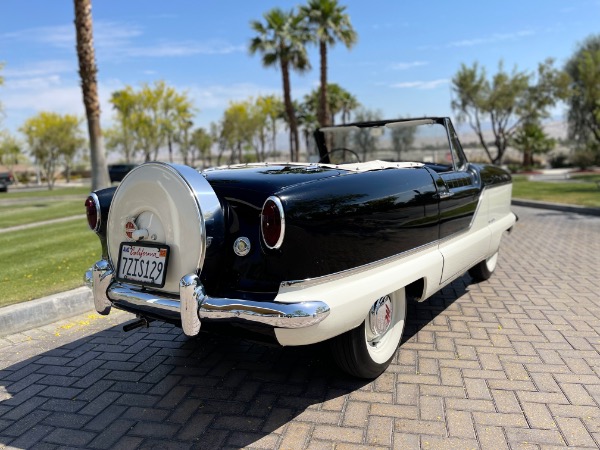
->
512, 175, 600, 208
1, 185, 91, 199
0, 199, 84, 228
0, 219, 102, 307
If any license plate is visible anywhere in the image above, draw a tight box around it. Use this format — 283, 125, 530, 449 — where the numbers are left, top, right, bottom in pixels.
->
116, 242, 170, 288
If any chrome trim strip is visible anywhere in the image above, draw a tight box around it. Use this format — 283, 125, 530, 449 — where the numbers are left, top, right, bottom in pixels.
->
280, 239, 439, 289
261, 196, 286, 250
88, 263, 330, 329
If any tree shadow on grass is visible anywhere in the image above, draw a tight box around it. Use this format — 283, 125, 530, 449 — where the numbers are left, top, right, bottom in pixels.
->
0, 277, 472, 449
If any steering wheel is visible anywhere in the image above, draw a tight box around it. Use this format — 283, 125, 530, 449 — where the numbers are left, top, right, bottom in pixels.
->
318, 148, 361, 164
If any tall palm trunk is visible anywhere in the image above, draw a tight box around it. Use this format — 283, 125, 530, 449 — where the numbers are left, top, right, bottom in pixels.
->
281, 58, 299, 161
318, 40, 329, 128
74, 0, 110, 190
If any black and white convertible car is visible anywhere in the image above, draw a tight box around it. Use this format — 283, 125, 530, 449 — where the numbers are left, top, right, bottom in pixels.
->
84, 117, 516, 378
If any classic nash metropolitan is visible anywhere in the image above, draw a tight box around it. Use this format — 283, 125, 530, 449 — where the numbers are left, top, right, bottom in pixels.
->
84, 117, 516, 378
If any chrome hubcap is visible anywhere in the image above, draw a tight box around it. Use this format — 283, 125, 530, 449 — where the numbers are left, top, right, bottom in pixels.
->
368, 295, 393, 343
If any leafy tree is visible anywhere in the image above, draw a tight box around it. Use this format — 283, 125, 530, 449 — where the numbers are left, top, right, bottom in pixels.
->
352, 108, 382, 160
303, 83, 360, 125
296, 99, 318, 156
255, 95, 284, 156
174, 119, 194, 166
220, 100, 256, 164
512, 121, 555, 167
0, 62, 4, 122
565, 34, 600, 162
0, 132, 23, 183
107, 87, 137, 163
20, 112, 85, 190
250, 8, 310, 162
189, 127, 213, 168
390, 121, 416, 161
108, 81, 195, 163
299, 0, 357, 128
339, 88, 359, 124
158, 83, 195, 163
451, 59, 568, 165
73, 0, 110, 190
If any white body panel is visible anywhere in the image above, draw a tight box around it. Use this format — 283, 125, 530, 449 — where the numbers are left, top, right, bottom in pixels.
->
274, 185, 516, 346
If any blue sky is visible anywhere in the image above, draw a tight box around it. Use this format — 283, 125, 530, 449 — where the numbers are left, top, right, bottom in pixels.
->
1, 0, 599, 136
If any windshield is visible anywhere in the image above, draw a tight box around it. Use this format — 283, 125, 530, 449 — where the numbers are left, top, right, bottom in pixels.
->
318, 119, 454, 170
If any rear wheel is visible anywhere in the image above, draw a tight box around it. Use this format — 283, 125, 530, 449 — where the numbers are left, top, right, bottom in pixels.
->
330, 289, 406, 378
469, 251, 498, 282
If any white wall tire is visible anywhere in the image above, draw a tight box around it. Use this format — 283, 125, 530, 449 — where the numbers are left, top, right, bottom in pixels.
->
469, 251, 498, 282
330, 288, 406, 379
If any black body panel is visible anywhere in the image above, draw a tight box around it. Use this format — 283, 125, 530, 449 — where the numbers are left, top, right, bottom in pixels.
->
201, 167, 440, 298
204, 164, 344, 199
471, 164, 512, 187
280, 168, 440, 278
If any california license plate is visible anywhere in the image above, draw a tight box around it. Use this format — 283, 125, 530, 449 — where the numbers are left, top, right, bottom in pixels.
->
116, 242, 170, 288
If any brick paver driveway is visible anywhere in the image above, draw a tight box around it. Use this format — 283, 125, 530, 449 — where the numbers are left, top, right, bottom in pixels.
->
1, 205, 600, 449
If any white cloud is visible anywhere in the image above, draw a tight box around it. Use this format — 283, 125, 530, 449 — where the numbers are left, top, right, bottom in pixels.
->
390, 61, 428, 71
2, 75, 123, 131
391, 79, 449, 90
0, 21, 242, 60
187, 83, 280, 110
446, 30, 534, 48
124, 40, 245, 57
2, 60, 75, 78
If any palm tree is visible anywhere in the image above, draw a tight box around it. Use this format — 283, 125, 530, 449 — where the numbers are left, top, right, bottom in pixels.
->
250, 8, 310, 162
300, 0, 357, 128
339, 89, 359, 124
73, 0, 110, 190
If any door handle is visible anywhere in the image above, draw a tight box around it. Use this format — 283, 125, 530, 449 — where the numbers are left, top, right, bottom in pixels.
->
436, 191, 454, 199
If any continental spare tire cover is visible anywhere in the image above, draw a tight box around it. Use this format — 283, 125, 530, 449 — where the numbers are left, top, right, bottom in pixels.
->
107, 162, 222, 294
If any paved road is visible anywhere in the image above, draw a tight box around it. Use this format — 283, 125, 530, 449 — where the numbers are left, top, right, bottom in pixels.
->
1, 206, 600, 449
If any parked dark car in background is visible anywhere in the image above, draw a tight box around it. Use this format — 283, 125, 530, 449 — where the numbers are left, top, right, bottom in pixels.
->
0, 172, 15, 192
108, 164, 137, 183
85, 117, 516, 378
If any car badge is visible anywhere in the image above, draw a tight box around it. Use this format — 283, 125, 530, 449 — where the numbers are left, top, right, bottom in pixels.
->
124, 218, 137, 240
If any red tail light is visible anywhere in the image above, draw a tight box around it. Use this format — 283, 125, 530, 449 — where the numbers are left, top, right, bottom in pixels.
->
85, 194, 100, 232
261, 196, 285, 249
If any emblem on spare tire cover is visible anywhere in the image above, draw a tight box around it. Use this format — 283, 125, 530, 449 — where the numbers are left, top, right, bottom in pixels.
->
124, 219, 137, 240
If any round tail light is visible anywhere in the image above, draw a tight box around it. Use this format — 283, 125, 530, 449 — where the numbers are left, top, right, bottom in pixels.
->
261, 196, 285, 249
85, 194, 100, 232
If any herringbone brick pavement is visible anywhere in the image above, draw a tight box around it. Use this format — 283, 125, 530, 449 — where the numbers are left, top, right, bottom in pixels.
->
1, 206, 599, 449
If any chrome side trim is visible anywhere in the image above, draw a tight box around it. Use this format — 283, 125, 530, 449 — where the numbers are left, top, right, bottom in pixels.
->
280, 240, 439, 289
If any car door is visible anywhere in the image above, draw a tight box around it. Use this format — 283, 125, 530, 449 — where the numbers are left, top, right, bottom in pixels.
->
437, 120, 491, 284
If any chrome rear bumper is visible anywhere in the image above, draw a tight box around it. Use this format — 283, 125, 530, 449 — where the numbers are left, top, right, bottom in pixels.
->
85, 260, 330, 337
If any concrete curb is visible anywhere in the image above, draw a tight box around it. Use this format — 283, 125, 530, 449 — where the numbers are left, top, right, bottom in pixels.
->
0, 287, 94, 337
512, 198, 600, 216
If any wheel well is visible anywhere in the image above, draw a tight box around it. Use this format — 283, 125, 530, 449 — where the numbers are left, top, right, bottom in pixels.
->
405, 278, 425, 301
